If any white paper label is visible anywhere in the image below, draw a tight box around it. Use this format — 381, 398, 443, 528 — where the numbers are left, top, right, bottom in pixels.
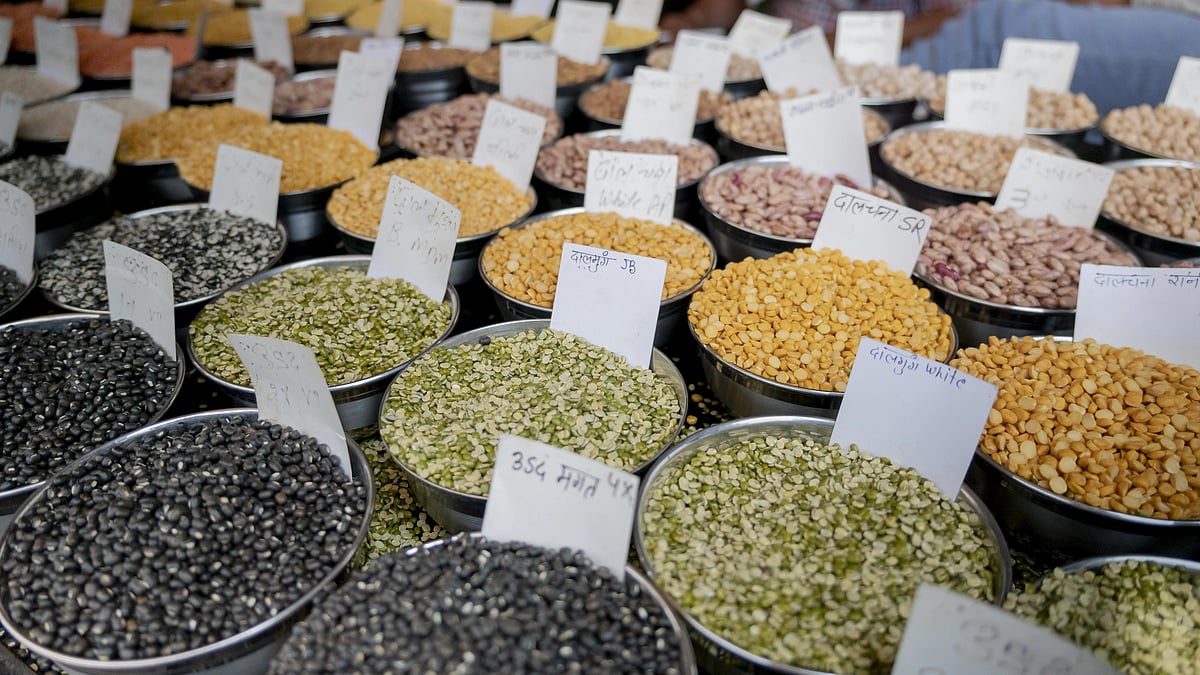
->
944, 69, 1029, 138
834, 11, 903, 67
613, 0, 662, 31
262, 0, 303, 16
233, 59, 276, 117
669, 30, 731, 93
482, 434, 641, 577
812, 185, 928, 276
472, 99, 545, 192
448, 1, 494, 52
103, 241, 176, 359
510, 0, 554, 18
100, 0, 132, 37
1165, 55, 1200, 116
998, 38, 1079, 94
584, 150, 677, 226
131, 48, 171, 112
328, 50, 393, 150
759, 26, 841, 95
0, 18, 12, 66
994, 148, 1114, 228
34, 17, 79, 87
551, 242, 666, 368
0, 91, 22, 148
360, 37, 404, 73
43, 0, 68, 13
551, 0, 610, 66
374, 0, 402, 37
1074, 265, 1200, 370
500, 42, 556, 110
368, 175, 459, 300
65, 101, 121, 174
0, 181, 35, 284
831, 338, 997, 497
892, 585, 1122, 675
229, 334, 351, 477
209, 144, 282, 226
620, 66, 701, 147
780, 86, 871, 189
727, 9, 791, 58
250, 9, 293, 73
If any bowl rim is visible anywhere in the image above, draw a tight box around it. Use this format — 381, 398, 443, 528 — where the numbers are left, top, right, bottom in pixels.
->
391, 94, 565, 162
577, 76, 719, 127
531, 128, 719, 196
1097, 158, 1200, 249
464, 50, 611, 87
18, 89, 159, 143
13, 154, 116, 217
921, 97, 1099, 135
1050, 553, 1200, 579
1098, 109, 1198, 162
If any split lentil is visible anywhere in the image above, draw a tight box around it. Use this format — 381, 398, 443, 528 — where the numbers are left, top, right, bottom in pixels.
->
1103, 164, 1200, 242
187, 9, 308, 46
535, 134, 718, 190
172, 60, 291, 100
117, 104, 268, 164
466, 47, 608, 86
0, 66, 77, 106
881, 128, 1073, 194
18, 95, 161, 142
352, 437, 446, 568
716, 88, 889, 151
395, 93, 561, 160
647, 46, 762, 81
531, 20, 659, 50
930, 87, 1099, 131
74, 26, 197, 79
129, 0, 233, 29
1102, 104, 1200, 161
425, 7, 547, 42
951, 336, 1200, 519
0, 156, 106, 212
344, 0, 432, 33
579, 80, 731, 122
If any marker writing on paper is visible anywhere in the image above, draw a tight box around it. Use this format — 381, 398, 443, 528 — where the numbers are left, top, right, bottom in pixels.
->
1091, 272, 1155, 289
592, 189, 671, 220
112, 291, 165, 322
567, 248, 637, 274
261, 381, 324, 407
829, 191, 928, 244
410, 235, 450, 265
783, 88, 855, 115
868, 343, 920, 375
590, 156, 672, 181
918, 619, 1082, 675
1166, 271, 1200, 288
510, 449, 548, 481
605, 471, 637, 503
239, 341, 301, 371
1005, 189, 1090, 216
556, 463, 600, 498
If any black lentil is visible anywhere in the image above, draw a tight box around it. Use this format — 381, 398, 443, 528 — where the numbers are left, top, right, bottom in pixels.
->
0, 317, 176, 492
38, 208, 285, 310
0, 156, 106, 212
0, 415, 368, 661
271, 536, 685, 674
0, 265, 25, 311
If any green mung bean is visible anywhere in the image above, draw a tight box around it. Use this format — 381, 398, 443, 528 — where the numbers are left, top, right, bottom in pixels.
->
189, 266, 452, 387
352, 437, 446, 569
641, 435, 995, 674
380, 329, 680, 496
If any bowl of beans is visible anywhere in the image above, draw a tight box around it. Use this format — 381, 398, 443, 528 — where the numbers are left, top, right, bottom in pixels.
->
171, 59, 292, 105
344, 0, 430, 36
1099, 103, 1200, 162
0, 408, 373, 674
636, 415, 1011, 675
188, 255, 459, 431
392, 42, 477, 118
188, 9, 309, 58
1097, 159, 1200, 265
0, 65, 79, 106
698, 154, 905, 261
290, 27, 369, 71
927, 87, 1101, 151
533, 129, 720, 221
272, 69, 339, 123
73, 25, 198, 84
326, 156, 536, 285
465, 47, 610, 122
0, 155, 115, 260
530, 20, 660, 79
577, 78, 732, 145
0, 267, 37, 323
392, 92, 563, 160
687, 247, 958, 419
479, 208, 717, 348
646, 46, 765, 100
17, 90, 162, 156
379, 319, 688, 532
837, 60, 943, 129
914, 202, 1141, 347
954, 336, 1200, 562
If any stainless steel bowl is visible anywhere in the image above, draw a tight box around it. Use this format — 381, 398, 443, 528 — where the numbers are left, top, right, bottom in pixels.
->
723, 76, 765, 101
1054, 553, 1200, 577
1097, 111, 1196, 162
113, 155, 195, 214
924, 104, 1096, 153
715, 106, 891, 164
17, 90, 156, 156
33, 156, 116, 261
391, 95, 565, 161
477, 207, 717, 348
391, 42, 475, 119
860, 94, 918, 130
0, 268, 37, 323
601, 42, 654, 80
0, 65, 79, 105
170, 58, 242, 105
634, 415, 1012, 675
0, 313, 185, 535
379, 319, 689, 533
1097, 158, 1200, 265
273, 68, 337, 123
466, 56, 610, 124
0, 408, 374, 674
187, 255, 460, 431
577, 76, 718, 145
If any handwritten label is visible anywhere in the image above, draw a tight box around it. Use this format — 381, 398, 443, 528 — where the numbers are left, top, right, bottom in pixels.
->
233, 59, 275, 117
759, 26, 841, 95
250, 9, 293, 73
374, 0, 402, 37
995, 148, 1113, 228
209, 144, 282, 226
1165, 56, 1200, 116
0, 181, 35, 284
830, 338, 997, 497
944, 69, 1028, 138
328, 50, 393, 150
998, 38, 1080, 94
100, 0, 132, 37
482, 434, 641, 577
1074, 265, 1200, 370
727, 9, 791, 58
448, 1, 494, 52
131, 48, 171, 112
780, 86, 871, 188
834, 11, 903, 67
262, 0, 303, 16
229, 334, 351, 476
103, 241, 176, 359
669, 31, 731, 93
34, 17, 79, 87
65, 101, 121, 174
0, 92, 22, 148
510, 0, 554, 18
0, 18, 12, 65
360, 37, 404, 73
472, 99, 545, 192
613, 0, 663, 31
368, 176, 459, 300
551, 0, 610, 66
500, 42, 556, 109
584, 150, 677, 226
811, 185, 928, 275
620, 66, 701, 147
892, 585, 1122, 675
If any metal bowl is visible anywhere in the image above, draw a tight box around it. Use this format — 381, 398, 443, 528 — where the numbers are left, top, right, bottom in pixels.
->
714, 107, 891, 165
0, 313, 186, 535
1096, 158, 1200, 265
17, 90, 158, 156
577, 76, 718, 145
380, 319, 689, 533
478, 207, 718, 348
187, 255, 460, 431
1055, 553, 1200, 577
531, 129, 718, 222
634, 415, 1012, 675
924, 104, 1096, 154
860, 94, 918, 130
112, 156, 195, 214
1097, 111, 1197, 162
723, 76, 765, 101
391, 95, 565, 161
391, 42, 473, 119
0, 65, 79, 106
0, 408, 374, 674
32, 156, 116, 261
465, 56, 610, 124
697, 154, 905, 262
291, 26, 371, 71
0, 268, 37, 323
600, 42, 655, 80
272, 68, 338, 124
170, 58, 245, 105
